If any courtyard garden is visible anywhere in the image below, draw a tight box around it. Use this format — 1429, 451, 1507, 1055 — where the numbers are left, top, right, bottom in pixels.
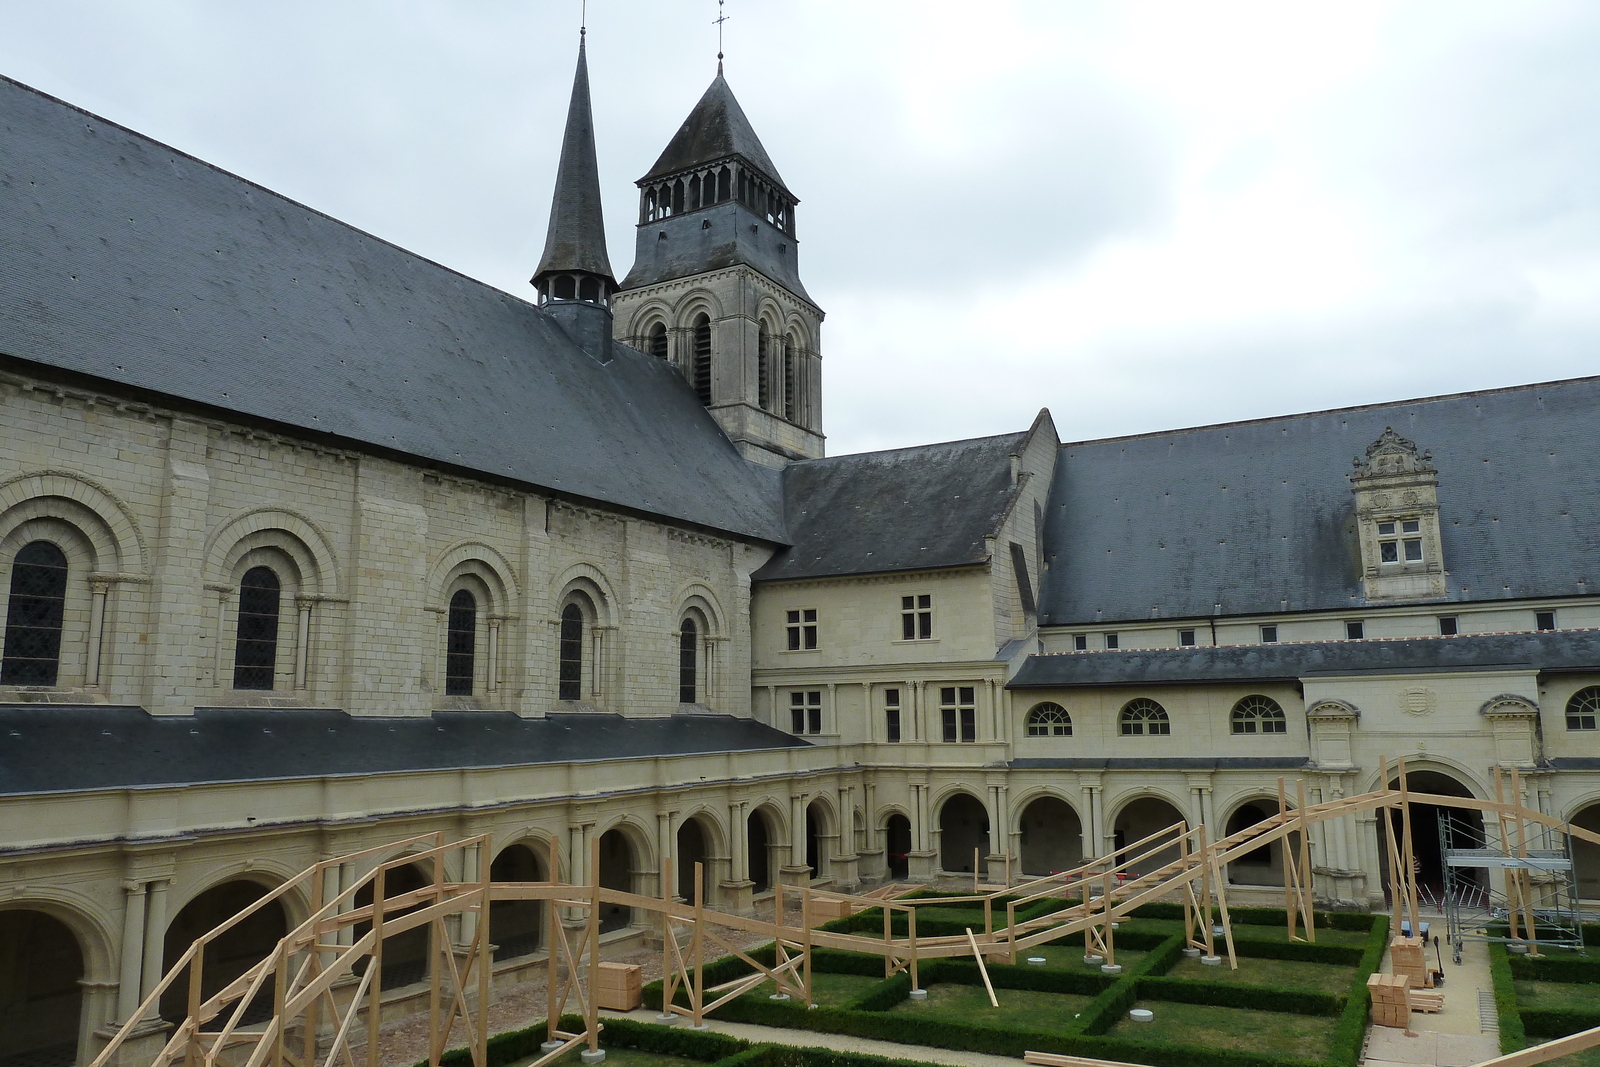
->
1489, 922, 1600, 1067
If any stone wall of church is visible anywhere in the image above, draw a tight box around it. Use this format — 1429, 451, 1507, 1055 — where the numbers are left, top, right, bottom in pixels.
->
0, 367, 764, 719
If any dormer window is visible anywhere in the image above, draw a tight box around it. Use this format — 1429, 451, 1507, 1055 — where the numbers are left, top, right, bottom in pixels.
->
1349, 429, 1447, 601
1377, 519, 1424, 563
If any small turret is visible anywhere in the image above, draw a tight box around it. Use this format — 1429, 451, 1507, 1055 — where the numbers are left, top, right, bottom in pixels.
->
532, 31, 617, 360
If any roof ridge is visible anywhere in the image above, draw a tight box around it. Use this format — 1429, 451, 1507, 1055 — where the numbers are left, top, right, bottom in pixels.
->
1059, 375, 1600, 450
812, 429, 1030, 465
0, 74, 544, 317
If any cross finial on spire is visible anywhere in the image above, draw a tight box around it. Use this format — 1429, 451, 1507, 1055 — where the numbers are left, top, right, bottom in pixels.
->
714, 0, 727, 74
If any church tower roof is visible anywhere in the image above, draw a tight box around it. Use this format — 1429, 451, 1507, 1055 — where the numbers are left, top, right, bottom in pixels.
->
533, 33, 615, 283
640, 73, 789, 193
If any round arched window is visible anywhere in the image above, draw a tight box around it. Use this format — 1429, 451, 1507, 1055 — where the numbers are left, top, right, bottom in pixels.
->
1231, 695, 1287, 734
1119, 698, 1170, 736
1026, 702, 1072, 737
1567, 687, 1600, 731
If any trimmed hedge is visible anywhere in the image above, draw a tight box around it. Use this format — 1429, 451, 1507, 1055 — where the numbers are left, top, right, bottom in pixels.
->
1489, 943, 1532, 1054
1139, 977, 1342, 1017
1508, 953, 1600, 985
422, 1013, 749, 1067
1128, 903, 1376, 933
1324, 914, 1389, 1067
1078, 934, 1186, 1036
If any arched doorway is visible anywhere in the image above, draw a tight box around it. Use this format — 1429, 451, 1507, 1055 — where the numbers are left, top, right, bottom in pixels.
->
353, 863, 431, 990
1225, 800, 1283, 886
597, 829, 636, 932
1112, 797, 1186, 874
677, 817, 712, 903
884, 814, 912, 881
747, 809, 774, 894
162, 881, 289, 1024
1377, 770, 1484, 904
0, 910, 83, 1067
1019, 796, 1083, 876
489, 843, 546, 961
1573, 803, 1600, 902
939, 793, 990, 874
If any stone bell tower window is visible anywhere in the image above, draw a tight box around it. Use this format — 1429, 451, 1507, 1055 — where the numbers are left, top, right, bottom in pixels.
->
692, 314, 713, 405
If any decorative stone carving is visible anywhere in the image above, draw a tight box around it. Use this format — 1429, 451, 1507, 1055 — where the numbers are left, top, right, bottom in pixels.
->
1399, 686, 1438, 716
1348, 428, 1448, 602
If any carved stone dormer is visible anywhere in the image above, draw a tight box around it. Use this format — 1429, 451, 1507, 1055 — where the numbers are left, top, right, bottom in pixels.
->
1480, 694, 1541, 769
1349, 428, 1447, 602
1306, 699, 1360, 770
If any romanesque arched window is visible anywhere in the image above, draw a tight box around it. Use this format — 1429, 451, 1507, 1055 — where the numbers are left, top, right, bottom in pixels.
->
558, 602, 584, 701
1231, 695, 1286, 734
649, 322, 668, 360
445, 589, 476, 696
1, 540, 68, 686
679, 617, 698, 703
232, 566, 281, 690
1119, 698, 1170, 736
1567, 687, 1600, 731
1025, 702, 1072, 737
692, 314, 712, 405
783, 333, 798, 422
757, 326, 771, 410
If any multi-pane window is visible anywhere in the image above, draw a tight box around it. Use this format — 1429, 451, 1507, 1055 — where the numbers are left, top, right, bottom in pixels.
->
884, 688, 902, 743
1026, 702, 1072, 737
1231, 695, 1287, 734
1119, 698, 1170, 736
444, 589, 476, 696
940, 686, 976, 742
786, 609, 818, 650
558, 603, 584, 700
1377, 519, 1423, 563
679, 618, 698, 703
1178, 629, 1196, 647
1073, 634, 1088, 651
1345, 620, 1365, 640
1, 540, 68, 686
1260, 625, 1278, 643
789, 690, 822, 735
1105, 633, 1120, 650
233, 566, 280, 690
1438, 616, 1458, 636
901, 595, 932, 640
1566, 687, 1600, 731
1536, 611, 1556, 631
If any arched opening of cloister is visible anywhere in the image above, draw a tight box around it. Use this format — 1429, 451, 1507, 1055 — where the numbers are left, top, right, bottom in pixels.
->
885, 814, 912, 881
747, 808, 775, 894
353, 863, 431, 990
1112, 796, 1186, 875
489, 843, 546, 961
938, 792, 990, 874
804, 801, 830, 879
1019, 796, 1083, 876
1574, 803, 1600, 902
1376, 770, 1484, 903
0, 909, 83, 1067
677, 817, 713, 903
1225, 799, 1284, 886
160, 880, 288, 1024
597, 829, 637, 932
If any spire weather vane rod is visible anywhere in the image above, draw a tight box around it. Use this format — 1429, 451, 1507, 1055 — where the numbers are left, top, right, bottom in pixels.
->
715, 0, 728, 73
581, 0, 587, 35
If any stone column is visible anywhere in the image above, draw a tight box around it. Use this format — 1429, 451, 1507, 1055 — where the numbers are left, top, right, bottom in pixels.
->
487, 617, 503, 694
208, 585, 232, 687
115, 882, 147, 1022
833, 786, 859, 889
1081, 783, 1100, 859
909, 681, 923, 741
1356, 812, 1384, 907
294, 595, 314, 690
86, 577, 111, 687
781, 792, 812, 885
139, 880, 169, 1022
723, 800, 754, 913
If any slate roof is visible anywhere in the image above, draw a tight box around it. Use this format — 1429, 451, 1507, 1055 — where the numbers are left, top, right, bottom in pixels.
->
755, 432, 1027, 582
0, 706, 810, 796
534, 35, 616, 282
640, 74, 789, 192
1008, 630, 1600, 688
1038, 378, 1600, 625
0, 75, 785, 543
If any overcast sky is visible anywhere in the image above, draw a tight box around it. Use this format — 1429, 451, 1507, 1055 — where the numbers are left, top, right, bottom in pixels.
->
3, 1, 1597, 456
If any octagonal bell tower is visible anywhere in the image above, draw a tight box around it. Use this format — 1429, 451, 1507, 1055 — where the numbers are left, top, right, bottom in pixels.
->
612, 68, 824, 467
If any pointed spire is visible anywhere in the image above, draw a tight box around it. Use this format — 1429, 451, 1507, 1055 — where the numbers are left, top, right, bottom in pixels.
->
640, 73, 789, 193
532, 31, 615, 286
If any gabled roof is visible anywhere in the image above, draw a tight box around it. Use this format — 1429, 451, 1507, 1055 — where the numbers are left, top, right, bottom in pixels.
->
534, 34, 615, 282
1037, 378, 1600, 626
640, 73, 789, 193
755, 432, 1028, 582
1008, 630, 1600, 688
0, 707, 810, 795
0, 75, 786, 543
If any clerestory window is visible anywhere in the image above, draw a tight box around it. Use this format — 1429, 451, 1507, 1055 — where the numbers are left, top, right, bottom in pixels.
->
444, 589, 476, 696
1, 540, 68, 686
1231, 695, 1286, 734
1120, 698, 1170, 736
233, 566, 280, 690
1026, 702, 1072, 737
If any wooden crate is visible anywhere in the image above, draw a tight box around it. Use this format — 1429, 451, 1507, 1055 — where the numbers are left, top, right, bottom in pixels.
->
596, 962, 642, 1010
811, 898, 857, 922
1391, 936, 1430, 988
1367, 972, 1413, 1029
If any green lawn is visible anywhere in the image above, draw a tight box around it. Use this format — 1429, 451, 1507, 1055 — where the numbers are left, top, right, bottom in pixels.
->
1111, 999, 1339, 1059
1515, 979, 1600, 1012
509, 1046, 701, 1067
886, 983, 1097, 1032
1009, 942, 1147, 971
1165, 953, 1355, 993
733, 969, 885, 1007
1543, 1048, 1600, 1067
